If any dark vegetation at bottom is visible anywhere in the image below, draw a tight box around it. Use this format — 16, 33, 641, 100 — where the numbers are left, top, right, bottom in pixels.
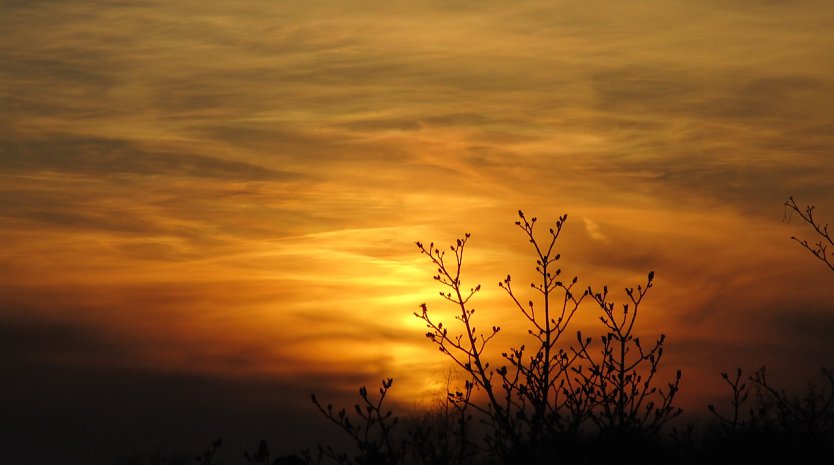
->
148, 199, 834, 465
183, 360, 833, 465
284, 366, 832, 465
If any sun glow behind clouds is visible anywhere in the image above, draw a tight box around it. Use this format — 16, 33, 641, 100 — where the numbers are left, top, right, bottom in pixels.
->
2, 0, 834, 423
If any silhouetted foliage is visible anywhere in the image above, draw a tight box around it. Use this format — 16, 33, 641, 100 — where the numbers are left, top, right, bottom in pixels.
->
310, 378, 403, 465
703, 366, 834, 462
195, 439, 222, 465
406, 371, 476, 465
785, 195, 834, 272
579, 271, 682, 435
239, 440, 307, 465
296, 208, 834, 465
410, 211, 682, 464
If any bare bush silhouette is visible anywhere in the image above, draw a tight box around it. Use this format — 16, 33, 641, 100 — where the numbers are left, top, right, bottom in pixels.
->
578, 271, 682, 435
705, 366, 834, 461
785, 196, 834, 272
750, 367, 834, 446
406, 371, 475, 465
305, 211, 681, 464
707, 369, 754, 434
413, 211, 681, 463
304, 206, 833, 465
414, 213, 589, 462
310, 378, 403, 465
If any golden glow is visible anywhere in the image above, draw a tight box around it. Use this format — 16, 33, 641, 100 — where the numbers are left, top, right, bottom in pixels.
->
2, 0, 834, 414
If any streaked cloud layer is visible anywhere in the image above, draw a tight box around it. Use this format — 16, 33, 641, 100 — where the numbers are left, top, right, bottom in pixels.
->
2, 0, 834, 462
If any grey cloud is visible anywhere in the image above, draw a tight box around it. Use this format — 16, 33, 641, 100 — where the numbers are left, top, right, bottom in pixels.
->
579, 67, 834, 216
589, 64, 834, 128
423, 112, 493, 127
0, 202, 165, 235
697, 76, 830, 121
0, 55, 138, 130
192, 124, 421, 172
339, 118, 422, 132
0, 177, 299, 241
0, 55, 117, 91
591, 65, 703, 115
589, 67, 834, 127
0, 183, 176, 235
770, 306, 834, 350
669, 301, 834, 383
0, 129, 309, 236
612, 151, 833, 217
0, 316, 134, 367
0, 129, 302, 181
196, 124, 353, 158
329, 111, 533, 136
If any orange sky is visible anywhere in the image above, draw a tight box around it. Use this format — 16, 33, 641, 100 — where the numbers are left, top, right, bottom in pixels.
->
2, 0, 834, 462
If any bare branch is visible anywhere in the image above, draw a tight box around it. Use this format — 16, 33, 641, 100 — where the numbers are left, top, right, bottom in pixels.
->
785, 196, 834, 272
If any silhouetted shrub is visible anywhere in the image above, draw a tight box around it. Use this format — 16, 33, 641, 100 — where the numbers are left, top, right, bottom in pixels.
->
310, 212, 685, 464
305, 207, 833, 465
410, 211, 682, 464
310, 378, 404, 465
704, 366, 834, 462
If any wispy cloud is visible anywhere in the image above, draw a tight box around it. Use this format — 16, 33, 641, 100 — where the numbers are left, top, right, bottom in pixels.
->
2, 1, 834, 461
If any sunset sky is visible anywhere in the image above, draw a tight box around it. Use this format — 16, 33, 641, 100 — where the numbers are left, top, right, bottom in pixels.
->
2, 1, 834, 463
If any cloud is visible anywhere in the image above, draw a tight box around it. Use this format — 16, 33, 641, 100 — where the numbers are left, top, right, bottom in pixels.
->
2, 1, 834, 461
1, 130, 301, 181
339, 118, 423, 132
0, 316, 134, 368
582, 217, 609, 243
